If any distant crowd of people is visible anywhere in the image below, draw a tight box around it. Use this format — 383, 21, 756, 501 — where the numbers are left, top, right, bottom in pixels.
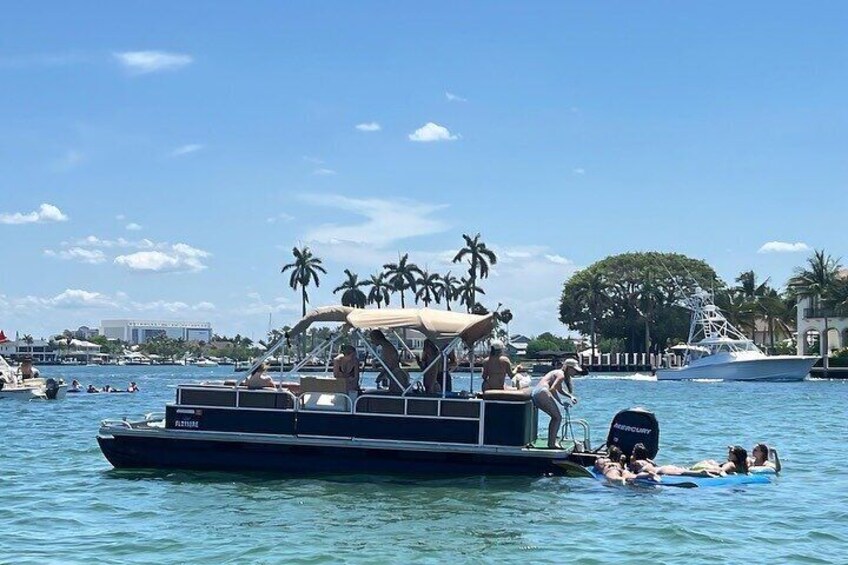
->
594, 442, 782, 485
70, 379, 139, 394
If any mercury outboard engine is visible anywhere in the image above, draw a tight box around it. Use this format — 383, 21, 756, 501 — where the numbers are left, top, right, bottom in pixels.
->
45, 378, 60, 400
606, 407, 660, 459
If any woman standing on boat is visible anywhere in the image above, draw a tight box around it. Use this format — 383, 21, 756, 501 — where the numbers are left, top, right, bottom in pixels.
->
532, 359, 581, 448
481, 341, 514, 391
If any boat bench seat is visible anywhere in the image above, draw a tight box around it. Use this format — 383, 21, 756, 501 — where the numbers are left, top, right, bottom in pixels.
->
300, 376, 348, 393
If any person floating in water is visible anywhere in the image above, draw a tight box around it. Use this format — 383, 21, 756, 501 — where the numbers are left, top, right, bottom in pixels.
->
692, 445, 749, 475
748, 443, 781, 473
86, 384, 99, 393
70, 379, 82, 392
127, 381, 140, 393
628, 443, 722, 477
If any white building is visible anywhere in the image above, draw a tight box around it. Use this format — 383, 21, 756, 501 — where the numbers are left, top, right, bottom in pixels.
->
101, 319, 213, 345
795, 297, 848, 354
0, 339, 59, 363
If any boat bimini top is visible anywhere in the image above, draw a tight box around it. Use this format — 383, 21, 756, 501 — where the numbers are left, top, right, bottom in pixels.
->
255, 306, 498, 397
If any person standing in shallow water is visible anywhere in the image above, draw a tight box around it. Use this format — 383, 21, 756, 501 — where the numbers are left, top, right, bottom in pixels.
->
481, 341, 513, 391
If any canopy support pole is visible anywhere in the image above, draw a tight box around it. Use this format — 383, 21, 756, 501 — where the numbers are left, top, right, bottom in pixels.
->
403, 336, 461, 396
469, 343, 475, 394
359, 330, 405, 392
390, 329, 418, 362
285, 334, 339, 377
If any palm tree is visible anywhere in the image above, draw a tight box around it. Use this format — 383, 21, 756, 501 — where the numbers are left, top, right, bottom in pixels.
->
366, 272, 391, 309
333, 269, 368, 308
436, 271, 461, 311
458, 277, 485, 312
414, 270, 442, 307
382, 253, 422, 308
734, 270, 771, 341
787, 249, 842, 361
281, 246, 327, 317
571, 270, 608, 358
452, 233, 497, 308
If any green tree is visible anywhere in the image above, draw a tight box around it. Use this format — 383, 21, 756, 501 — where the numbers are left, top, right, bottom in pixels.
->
559, 252, 720, 352
452, 233, 497, 309
366, 272, 391, 309
382, 253, 422, 308
458, 276, 485, 312
281, 246, 327, 317
436, 271, 461, 311
568, 269, 609, 357
414, 270, 441, 307
787, 249, 842, 357
333, 269, 368, 308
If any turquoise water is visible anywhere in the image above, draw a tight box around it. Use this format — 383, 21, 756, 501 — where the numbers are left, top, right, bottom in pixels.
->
2, 366, 846, 564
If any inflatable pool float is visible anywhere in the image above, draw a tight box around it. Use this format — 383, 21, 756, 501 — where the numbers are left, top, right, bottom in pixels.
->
587, 467, 772, 488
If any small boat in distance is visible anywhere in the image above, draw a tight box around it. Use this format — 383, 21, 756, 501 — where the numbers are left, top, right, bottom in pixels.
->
656, 290, 817, 382
194, 358, 219, 367
0, 355, 67, 400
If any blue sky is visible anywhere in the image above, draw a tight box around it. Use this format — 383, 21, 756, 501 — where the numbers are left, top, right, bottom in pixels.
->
2, 2, 847, 340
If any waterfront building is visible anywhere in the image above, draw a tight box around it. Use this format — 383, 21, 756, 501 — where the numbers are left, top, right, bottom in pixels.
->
101, 319, 213, 345
508, 334, 530, 357
795, 297, 848, 354
0, 338, 59, 363
70, 326, 99, 340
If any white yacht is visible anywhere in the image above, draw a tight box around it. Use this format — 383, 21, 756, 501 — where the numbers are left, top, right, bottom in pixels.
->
0, 356, 68, 400
194, 358, 219, 367
656, 290, 818, 382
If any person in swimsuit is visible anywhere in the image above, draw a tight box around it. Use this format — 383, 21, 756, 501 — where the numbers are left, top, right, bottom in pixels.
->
629, 443, 720, 477
531, 359, 581, 448
369, 330, 408, 393
421, 339, 456, 393
481, 341, 513, 392
241, 363, 276, 389
18, 356, 40, 380
748, 443, 781, 473
693, 445, 749, 475
333, 344, 361, 399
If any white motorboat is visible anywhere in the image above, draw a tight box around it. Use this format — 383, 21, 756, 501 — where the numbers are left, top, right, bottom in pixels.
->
194, 358, 219, 367
656, 291, 818, 382
0, 356, 68, 400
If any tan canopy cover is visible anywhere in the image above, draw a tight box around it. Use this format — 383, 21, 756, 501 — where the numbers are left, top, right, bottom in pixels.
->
287, 306, 495, 346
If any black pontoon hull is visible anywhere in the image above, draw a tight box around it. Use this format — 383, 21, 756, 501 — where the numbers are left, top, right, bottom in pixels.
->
97, 435, 590, 477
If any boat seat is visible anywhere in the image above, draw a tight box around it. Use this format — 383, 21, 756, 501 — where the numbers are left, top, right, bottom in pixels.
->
300, 392, 351, 412
300, 376, 348, 394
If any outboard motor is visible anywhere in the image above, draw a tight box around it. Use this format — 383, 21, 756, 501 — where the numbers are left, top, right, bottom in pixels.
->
606, 407, 660, 460
45, 378, 60, 400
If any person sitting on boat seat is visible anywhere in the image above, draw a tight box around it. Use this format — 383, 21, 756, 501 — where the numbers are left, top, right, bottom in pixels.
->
333, 344, 361, 399
421, 339, 456, 394
628, 443, 721, 477
531, 359, 580, 448
242, 363, 276, 389
18, 356, 40, 380
692, 445, 749, 475
748, 443, 781, 473
510, 364, 532, 390
481, 341, 514, 392
369, 330, 409, 394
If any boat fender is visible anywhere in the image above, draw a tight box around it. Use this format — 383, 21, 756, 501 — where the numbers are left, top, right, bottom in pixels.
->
45, 378, 60, 400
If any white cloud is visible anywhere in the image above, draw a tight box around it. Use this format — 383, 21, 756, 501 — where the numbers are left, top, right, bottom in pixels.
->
239, 293, 298, 316
299, 194, 449, 249
114, 243, 211, 273
113, 51, 193, 74
266, 213, 295, 224
170, 144, 203, 157
757, 241, 811, 254
313, 168, 337, 176
355, 122, 381, 132
44, 247, 107, 265
47, 289, 118, 309
0, 203, 68, 225
125, 222, 142, 231
131, 299, 216, 313
53, 149, 84, 171
545, 254, 573, 265
445, 92, 467, 103
408, 122, 459, 142
572, 168, 585, 175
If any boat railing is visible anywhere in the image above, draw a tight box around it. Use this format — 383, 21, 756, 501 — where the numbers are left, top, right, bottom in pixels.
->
353, 393, 482, 420
562, 418, 591, 451
100, 418, 133, 429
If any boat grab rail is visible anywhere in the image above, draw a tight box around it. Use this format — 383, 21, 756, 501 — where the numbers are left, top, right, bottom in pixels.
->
100, 418, 133, 429
561, 418, 591, 451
